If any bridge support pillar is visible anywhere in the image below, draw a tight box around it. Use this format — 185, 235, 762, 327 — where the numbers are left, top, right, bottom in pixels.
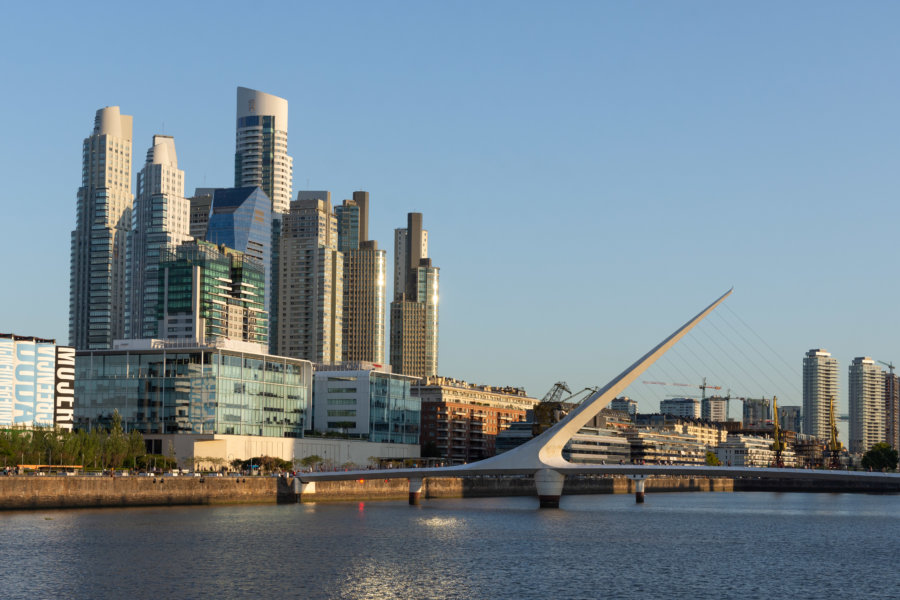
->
628, 475, 648, 503
409, 478, 423, 505
299, 480, 316, 502
535, 469, 565, 508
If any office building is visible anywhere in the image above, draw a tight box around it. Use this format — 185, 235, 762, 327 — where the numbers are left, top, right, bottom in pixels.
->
848, 357, 885, 454
701, 396, 728, 422
157, 240, 267, 346
75, 339, 311, 437
659, 397, 699, 419
69, 106, 133, 349
188, 188, 217, 240
126, 135, 190, 340
313, 362, 420, 444
742, 397, 771, 428
415, 376, 540, 463
234, 87, 293, 214
275, 192, 343, 363
390, 213, 439, 378
336, 192, 387, 364
803, 349, 838, 439
609, 396, 637, 417
0, 334, 76, 431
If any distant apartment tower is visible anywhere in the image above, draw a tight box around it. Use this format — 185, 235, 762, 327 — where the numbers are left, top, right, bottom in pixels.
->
275, 192, 343, 363
742, 397, 771, 428
234, 87, 293, 214
701, 396, 728, 422
779, 405, 802, 433
126, 135, 190, 339
157, 240, 267, 346
390, 213, 439, 378
660, 397, 699, 419
803, 349, 838, 439
336, 192, 387, 364
848, 357, 885, 454
69, 106, 133, 349
609, 396, 638, 417
885, 371, 900, 452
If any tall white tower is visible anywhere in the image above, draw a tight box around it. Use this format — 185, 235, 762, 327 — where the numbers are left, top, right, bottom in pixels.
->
802, 348, 838, 440
69, 106, 133, 349
126, 135, 190, 339
234, 86, 293, 214
848, 357, 885, 454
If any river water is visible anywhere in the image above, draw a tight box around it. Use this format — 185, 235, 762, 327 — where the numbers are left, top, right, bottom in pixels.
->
1, 492, 898, 599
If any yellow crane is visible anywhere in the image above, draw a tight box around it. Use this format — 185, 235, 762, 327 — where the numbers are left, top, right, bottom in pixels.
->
827, 395, 843, 469
771, 395, 784, 467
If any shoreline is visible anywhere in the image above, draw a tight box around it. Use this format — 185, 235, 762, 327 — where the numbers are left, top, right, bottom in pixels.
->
2, 473, 898, 510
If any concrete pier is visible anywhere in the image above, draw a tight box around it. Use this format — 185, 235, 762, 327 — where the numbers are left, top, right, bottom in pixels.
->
535, 469, 566, 508
409, 478, 423, 505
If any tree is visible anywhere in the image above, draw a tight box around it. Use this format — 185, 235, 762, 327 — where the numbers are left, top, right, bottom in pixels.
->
299, 455, 324, 470
705, 451, 721, 466
861, 443, 899, 471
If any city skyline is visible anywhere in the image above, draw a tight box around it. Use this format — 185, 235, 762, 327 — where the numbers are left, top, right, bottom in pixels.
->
5, 3, 900, 416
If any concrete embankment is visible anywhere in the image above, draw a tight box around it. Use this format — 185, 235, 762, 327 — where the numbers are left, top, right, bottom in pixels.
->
0, 476, 293, 510
298, 475, 734, 503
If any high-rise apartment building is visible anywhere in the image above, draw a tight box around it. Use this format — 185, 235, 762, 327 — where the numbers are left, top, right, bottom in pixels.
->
803, 349, 838, 439
69, 106, 134, 350
234, 87, 293, 214
275, 192, 343, 363
885, 371, 900, 452
779, 405, 802, 433
125, 135, 190, 340
660, 397, 700, 419
701, 396, 729, 422
390, 213, 439, 378
157, 240, 267, 346
848, 357, 885, 454
336, 192, 387, 364
742, 397, 771, 428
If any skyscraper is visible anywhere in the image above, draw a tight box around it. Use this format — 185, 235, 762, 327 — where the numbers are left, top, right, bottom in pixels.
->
803, 348, 838, 440
275, 192, 343, 363
205, 186, 273, 314
848, 357, 885, 454
885, 371, 900, 452
126, 135, 190, 339
390, 213, 439, 378
336, 192, 387, 364
234, 87, 293, 214
69, 106, 133, 349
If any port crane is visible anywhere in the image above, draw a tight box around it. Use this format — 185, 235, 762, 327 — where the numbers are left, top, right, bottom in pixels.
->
827, 395, 843, 469
771, 395, 785, 467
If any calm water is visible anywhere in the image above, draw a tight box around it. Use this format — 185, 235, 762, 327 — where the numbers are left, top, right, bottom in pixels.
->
1, 492, 898, 599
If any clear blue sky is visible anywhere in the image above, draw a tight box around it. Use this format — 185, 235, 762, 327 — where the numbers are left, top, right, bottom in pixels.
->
2, 1, 899, 420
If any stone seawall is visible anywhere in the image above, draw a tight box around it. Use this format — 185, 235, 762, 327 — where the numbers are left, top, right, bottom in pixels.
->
0, 476, 292, 510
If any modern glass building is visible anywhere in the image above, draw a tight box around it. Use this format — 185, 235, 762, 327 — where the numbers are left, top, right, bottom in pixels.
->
313, 363, 420, 444
74, 342, 312, 437
158, 240, 268, 346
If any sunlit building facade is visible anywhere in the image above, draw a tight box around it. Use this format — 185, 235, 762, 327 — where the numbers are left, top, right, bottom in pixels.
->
803, 348, 838, 440
848, 356, 885, 454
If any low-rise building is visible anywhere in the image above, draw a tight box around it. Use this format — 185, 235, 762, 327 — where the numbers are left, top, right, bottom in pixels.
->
415, 376, 540, 463
660, 397, 700, 419
0, 334, 76, 431
313, 362, 420, 445
564, 427, 631, 464
625, 428, 707, 465
714, 434, 798, 467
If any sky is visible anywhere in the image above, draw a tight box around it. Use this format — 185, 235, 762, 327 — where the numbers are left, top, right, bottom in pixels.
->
2, 1, 900, 420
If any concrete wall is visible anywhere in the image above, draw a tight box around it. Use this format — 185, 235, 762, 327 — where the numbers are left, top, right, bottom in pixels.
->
0, 476, 292, 510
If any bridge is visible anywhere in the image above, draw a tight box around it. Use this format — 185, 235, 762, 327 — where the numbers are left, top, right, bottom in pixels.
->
297, 289, 900, 507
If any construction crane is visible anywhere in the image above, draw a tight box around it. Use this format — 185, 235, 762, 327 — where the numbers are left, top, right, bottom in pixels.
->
878, 360, 895, 375
643, 378, 722, 399
827, 395, 843, 469
541, 382, 571, 404
771, 395, 784, 468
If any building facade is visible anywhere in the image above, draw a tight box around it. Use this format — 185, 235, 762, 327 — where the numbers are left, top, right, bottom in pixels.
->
779, 405, 802, 433
312, 363, 420, 444
234, 87, 293, 214
157, 240, 267, 346
0, 335, 76, 431
70, 106, 133, 350
884, 371, 900, 452
803, 348, 838, 440
609, 396, 637, 417
126, 135, 190, 340
848, 356, 885, 454
74, 339, 312, 437
742, 397, 771, 429
701, 396, 728, 422
336, 193, 387, 364
714, 434, 797, 467
415, 376, 540, 463
390, 213, 439, 378
276, 193, 343, 363
659, 397, 699, 419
